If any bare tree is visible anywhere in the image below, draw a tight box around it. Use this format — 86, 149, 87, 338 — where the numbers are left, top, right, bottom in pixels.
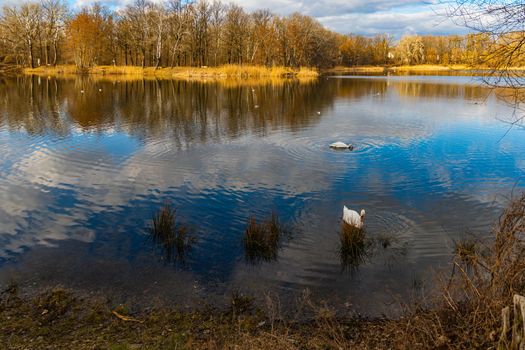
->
149, 3, 167, 68
447, 0, 525, 129
2, 3, 42, 68
121, 0, 150, 67
166, 0, 191, 67
41, 0, 67, 66
447, 0, 525, 87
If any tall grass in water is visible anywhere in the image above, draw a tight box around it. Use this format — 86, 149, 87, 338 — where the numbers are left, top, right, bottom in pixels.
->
243, 212, 284, 263
148, 204, 194, 264
339, 223, 367, 270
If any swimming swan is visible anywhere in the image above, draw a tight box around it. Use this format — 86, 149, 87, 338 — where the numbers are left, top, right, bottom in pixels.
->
343, 206, 365, 229
330, 142, 354, 150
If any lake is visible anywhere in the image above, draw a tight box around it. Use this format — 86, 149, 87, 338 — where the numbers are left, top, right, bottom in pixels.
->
0, 74, 524, 315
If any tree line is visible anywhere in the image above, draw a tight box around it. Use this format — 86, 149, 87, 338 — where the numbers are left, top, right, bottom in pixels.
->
0, 0, 510, 69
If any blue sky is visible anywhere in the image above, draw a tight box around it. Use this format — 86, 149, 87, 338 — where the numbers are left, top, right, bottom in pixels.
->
53, 0, 467, 37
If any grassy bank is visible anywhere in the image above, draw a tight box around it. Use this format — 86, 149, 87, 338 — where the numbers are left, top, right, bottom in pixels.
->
323, 64, 525, 75
23, 64, 319, 79
1, 286, 387, 350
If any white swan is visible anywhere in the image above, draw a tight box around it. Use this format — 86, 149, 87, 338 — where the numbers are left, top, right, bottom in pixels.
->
343, 206, 365, 229
330, 142, 354, 150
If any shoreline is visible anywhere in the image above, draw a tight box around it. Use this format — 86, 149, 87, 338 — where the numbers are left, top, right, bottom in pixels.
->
4, 193, 525, 349
22, 65, 319, 79
13, 64, 525, 81
1, 285, 390, 349
323, 64, 525, 75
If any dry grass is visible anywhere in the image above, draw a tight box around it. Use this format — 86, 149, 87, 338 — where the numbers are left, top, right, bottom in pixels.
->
24, 64, 79, 75
243, 212, 285, 263
391, 64, 472, 72
325, 66, 387, 74
19, 71, 317, 87
23, 64, 319, 79
453, 235, 480, 266
148, 203, 194, 264
378, 193, 525, 349
322, 64, 525, 75
339, 223, 368, 270
0, 285, 378, 349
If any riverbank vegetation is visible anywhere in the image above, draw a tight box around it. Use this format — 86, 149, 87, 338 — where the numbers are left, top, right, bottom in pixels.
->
1, 0, 524, 74
148, 204, 194, 264
339, 224, 368, 270
325, 64, 489, 75
2, 194, 525, 349
243, 212, 285, 263
23, 64, 319, 78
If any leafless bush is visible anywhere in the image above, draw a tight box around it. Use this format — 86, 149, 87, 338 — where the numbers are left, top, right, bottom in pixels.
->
385, 193, 525, 348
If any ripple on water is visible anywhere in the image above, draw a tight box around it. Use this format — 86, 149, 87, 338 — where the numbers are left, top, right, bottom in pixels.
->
267, 132, 385, 167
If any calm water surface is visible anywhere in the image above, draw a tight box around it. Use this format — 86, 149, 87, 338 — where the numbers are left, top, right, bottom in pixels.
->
0, 75, 524, 315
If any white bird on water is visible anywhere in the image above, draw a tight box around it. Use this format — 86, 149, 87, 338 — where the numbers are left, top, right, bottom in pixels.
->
329, 142, 353, 150
343, 206, 366, 229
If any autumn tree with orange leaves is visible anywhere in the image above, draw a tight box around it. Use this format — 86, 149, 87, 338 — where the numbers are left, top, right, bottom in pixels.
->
66, 6, 113, 69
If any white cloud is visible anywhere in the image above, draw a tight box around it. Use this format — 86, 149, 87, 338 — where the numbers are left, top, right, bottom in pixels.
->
318, 4, 467, 37
66, 0, 468, 37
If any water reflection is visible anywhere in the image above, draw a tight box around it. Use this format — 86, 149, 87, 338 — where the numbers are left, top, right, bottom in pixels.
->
0, 75, 524, 316
1, 76, 333, 141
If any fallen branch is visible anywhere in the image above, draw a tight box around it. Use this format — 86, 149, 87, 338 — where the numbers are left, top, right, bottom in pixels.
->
112, 310, 144, 323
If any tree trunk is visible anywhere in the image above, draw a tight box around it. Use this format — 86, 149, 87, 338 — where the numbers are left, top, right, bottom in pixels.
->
28, 39, 34, 68
52, 40, 58, 66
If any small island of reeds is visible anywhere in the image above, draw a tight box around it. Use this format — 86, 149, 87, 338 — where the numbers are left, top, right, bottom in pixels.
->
24, 65, 319, 80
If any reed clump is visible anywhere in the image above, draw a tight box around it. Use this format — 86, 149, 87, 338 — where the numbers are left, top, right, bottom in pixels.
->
339, 223, 368, 270
24, 64, 318, 79
149, 203, 194, 264
243, 212, 284, 263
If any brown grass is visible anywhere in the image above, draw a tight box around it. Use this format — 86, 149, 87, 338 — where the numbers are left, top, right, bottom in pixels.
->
339, 223, 368, 270
243, 212, 285, 263
148, 203, 194, 264
391, 64, 472, 72
377, 193, 525, 349
0, 285, 381, 349
323, 64, 525, 76
24, 64, 319, 79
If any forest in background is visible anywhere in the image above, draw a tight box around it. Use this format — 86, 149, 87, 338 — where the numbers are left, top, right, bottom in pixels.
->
0, 0, 506, 70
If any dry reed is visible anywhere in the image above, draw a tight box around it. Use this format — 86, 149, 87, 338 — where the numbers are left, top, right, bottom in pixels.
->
381, 193, 525, 349
243, 212, 284, 263
148, 203, 194, 264
339, 223, 368, 270
24, 64, 319, 79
